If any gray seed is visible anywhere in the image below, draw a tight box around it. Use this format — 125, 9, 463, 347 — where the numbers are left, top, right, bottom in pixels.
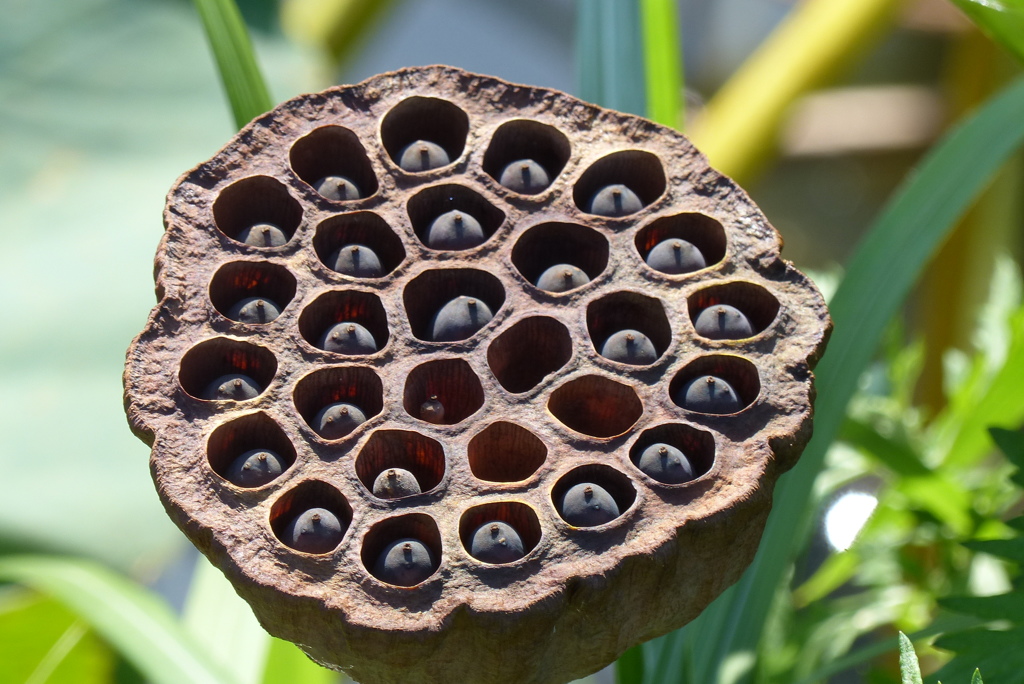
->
319, 321, 378, 355
398, 140, 450, 172
227, 296, 281, 324
426, 210, 485, 250
535, 264, 590, 293
313, 175, 362, 202
589, 184, 642, 217
600, 329, 658, 365
469, 521, 526, 564
430, 296, 494, 342
237, 223, 287, 247
314, 401, 367, 439
645, 238, 706, 275
371, 468, 422, 499
284, 508, 343, 554
637, 443, 694, 484
226, 448, 287, 487
374, 538, 435, 586
499, 159, 550, 194
693, 304, 754, 340
202, 373, 261, 401
559, 482, 620, 527
327, 244, 384, 278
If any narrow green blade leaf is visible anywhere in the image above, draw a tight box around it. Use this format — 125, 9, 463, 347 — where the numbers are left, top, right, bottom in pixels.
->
0, 555, 235, 684
898, 633, 924, 684
192, 0, 273, 129
941, 593, 1024, 621
183, 559, 270, 684
674, 75, 1024, 684
991, 427, 1024, 468
973, 668, 985, 684
616, 644, 645, 684
640, 0, 682, 127
964, 538, 1024, 564
950, 0, 1024, 64
576, 0, 646, 116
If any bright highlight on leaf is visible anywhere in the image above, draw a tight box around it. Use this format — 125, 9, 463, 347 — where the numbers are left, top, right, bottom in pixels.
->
824, 491, 878, 551
949, 0, 1024, 65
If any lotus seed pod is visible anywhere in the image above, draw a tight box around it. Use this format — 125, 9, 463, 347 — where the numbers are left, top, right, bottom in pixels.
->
677, 375, 742, 414
371, 468, 422, 499
425, 210, 485, 250
430, 296, 494, 341
202, 373, 261, 401
645, 238, 706, 275
637, 443, 694, 485
470, 521, 526, 564
499, 159, 550, 194
398, 140, 450, 172
600, 329, 658, 365
327, 244, 384, 278
314, 401, 367, 439
374, 538, 436, 586
535, 264, 590, 293
419, 395, 445, 424
236, 223, 288, 247
319, 321, 378, 355
588, 184, 643, 217
226, 448, 287, 487
226, 296, 282, 324
694, 304, 755, 340
284, 508, 343, 554
559, 482, 621, 527
313, 175, 362, 202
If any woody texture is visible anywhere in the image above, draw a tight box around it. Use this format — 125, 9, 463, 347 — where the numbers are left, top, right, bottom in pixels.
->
123, 65, 832, 684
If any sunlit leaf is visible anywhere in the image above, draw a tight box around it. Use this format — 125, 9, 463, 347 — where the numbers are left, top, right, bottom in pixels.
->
950, 0, 1024, 64
898, 632, 923, 684
576, 0, 646, 117
0, 555, 235, 684
261, 636, 339, 684
639, 0, 682, 127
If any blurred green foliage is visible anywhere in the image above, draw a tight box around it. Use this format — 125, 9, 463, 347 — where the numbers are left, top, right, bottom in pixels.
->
2, 0, 1024, 683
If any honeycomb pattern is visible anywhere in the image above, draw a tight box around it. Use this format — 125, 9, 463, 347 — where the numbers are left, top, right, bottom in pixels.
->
124, 66, 831, 684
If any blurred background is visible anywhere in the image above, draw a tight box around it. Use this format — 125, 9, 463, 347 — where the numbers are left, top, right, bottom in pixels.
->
2, 0, 1023, 682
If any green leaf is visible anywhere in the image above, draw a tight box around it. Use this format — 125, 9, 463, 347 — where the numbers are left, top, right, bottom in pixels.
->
935, 626, 1024, 652
964, 538, 1024, 564
192, 0, 273, 129
0, 555, 235, 684
663, 75, 1024, 684
576, 0, 646, 116
639, 0, 682, 127
261, 637, 338, 684
991, 427, 1024, 468
183, 559, 270, 684
898, 632, 924, 684
616, 644, 645, 684
973, 669, 985, 684
950, 0, 1024, 64
941, 593, 1024, 621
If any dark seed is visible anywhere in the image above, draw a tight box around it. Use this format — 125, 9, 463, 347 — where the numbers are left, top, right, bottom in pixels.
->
319, 321, 378, 355
469, 521, 526, 564
284, 508, 343, 554
645, 238, 706, 275
313, 175, 362, 202
398, 140, 450, 172
559, 482, 620, 527
430, 296, 494, 342
327, 244, 384, 278
425, 210, 485, 250
693, 304, 754, 340
226, 296, 281, 324
374, 538, 435, 586
637, 443, 694, 484
600, 329, 658, 365
677, 375, 742, 414
202, 374, 261, 401
371, 468, 422, 499
419, 395, 445, 424
236, 223, 288, 247
589, 184, 642, 217
499, 159, 550, 194
314, 401, 367, 439
226, 448, 287, 487
535, 264, 590, 293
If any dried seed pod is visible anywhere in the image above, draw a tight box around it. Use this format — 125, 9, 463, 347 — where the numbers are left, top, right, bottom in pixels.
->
284, 508, 344, 553
469, 521, 525, 563
636, 444, 694, 485
559, 483, 620, 527
236, 223, 287, 247
327, 244, 384, 278
374, 538, 436, 586
227, 296, 281, 324
426, 210, 485, 250
430, 296, 494, 341
589, 184, 642, 217
125, 66, 831, 684
600, 329, 658, 365
202, 374, 261, 401
645, 238, 706, 275
314, 402, 367, 439
694, 304, 754, 340
534, 264, 590, 293
371, 468, 422, 499
398, 140, 450, 172
319, 321, 378, 355
499, 159, 550, 194
226, 448, 287, 487
313, 175, 362, 202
